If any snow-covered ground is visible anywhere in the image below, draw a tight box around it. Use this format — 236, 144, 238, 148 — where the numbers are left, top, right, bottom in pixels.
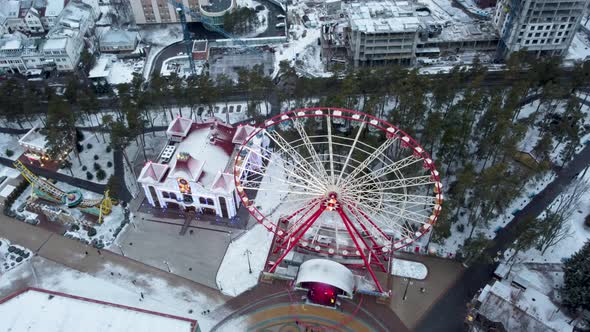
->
0, 133, 25, 160
0, 238, 32, 274
391, 258, 428, 280
216, 224, 273, 296
566, 32, 590, 61
0, 257, 225, 331
64, 205, 127, 248
160, 56, 204, 77
238, 0, 269, 37
58, 131, 113, 184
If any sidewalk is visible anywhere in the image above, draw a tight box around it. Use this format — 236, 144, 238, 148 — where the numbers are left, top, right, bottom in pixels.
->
0, 215, 227, 302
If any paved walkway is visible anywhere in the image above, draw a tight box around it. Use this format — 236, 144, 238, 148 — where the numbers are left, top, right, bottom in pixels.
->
0, 215, 227, 301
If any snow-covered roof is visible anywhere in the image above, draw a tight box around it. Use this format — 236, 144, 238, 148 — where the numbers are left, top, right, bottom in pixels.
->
232, 124, 255, 145
349, 1, 421, 33
138, 162, 169, 184
18, 126, 47, 153
0, 38, 22, 51
0, 0, 21, 18
210, 172, 234, 193
45, 0, 66, 17
477, 281, 573, 332
166, 117, 193, 138
100, 28, 138, 46
192, 40, 207, 53
43, 37, 67, 50
169, 153, 204, 182
0, 288, 197, 332
295, 259, 355, 297
88, 55, 110, 78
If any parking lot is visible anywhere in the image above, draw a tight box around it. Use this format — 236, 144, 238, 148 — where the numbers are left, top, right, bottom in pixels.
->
209, 49, 275, 81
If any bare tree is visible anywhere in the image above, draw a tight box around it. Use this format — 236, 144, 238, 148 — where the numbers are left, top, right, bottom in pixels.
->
537, 180, 590, 255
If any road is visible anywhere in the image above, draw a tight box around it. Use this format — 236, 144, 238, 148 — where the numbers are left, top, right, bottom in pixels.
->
416, 142, 590, 332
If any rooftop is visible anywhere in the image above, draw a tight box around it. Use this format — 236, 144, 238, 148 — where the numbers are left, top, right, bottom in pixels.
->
99, 28, 139, 45
477, 281, 573, 332
192, 39, 207, 53
18, 126, 47, 152
139, 118, 238, 193
46, 0, 66, 17
200, 0, 232, 14
0, 288, 197, 332
43, 37, 68, 50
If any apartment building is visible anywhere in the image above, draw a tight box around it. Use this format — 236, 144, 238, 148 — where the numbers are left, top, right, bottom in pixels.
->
0, 0, 95, 73
494, 0, 590, 57
347, 2, 420, 66
130, 0, 235, 25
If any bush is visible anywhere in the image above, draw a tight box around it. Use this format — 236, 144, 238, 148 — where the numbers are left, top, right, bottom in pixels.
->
106, 146, 112, 153
70, 224, 80, 231
86, 143, 93, 149
96, 169, 106, 181
457, 224, 465, 233
93, 162, 101, 171
82, 165, 87, 171
76, 130, 85, 142
585, 214, 590, 228
86, 171, 93, 180
77, 143, 83, 153
87, 227, 97, 237
107, 161, 113, 168
93, 154, 99, 160
5, 149, 14, 157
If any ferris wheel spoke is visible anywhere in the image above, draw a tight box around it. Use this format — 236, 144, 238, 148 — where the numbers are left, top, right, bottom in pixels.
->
238, 175, 325, 195
343, 198, 411, 239
291, 119, 330, 180
342, 154, 423, 190
344, 205, 390, 246
240, 186, 323, 197
284, 199, 324, 235
242, 142, 327, 193
345, 174, 435, 193
336, 121, 365, 187
264, 129, 327, 187
347, 198, 427, 236
234, 156, 325, 194
340, 137, 397, 188
326, 114, 335, 183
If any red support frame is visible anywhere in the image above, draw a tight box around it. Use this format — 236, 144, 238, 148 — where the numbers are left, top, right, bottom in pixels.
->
274, 200, 322, 254
336, 207, 385, 293
268, 204, 326, 273
344, 207, 387, 273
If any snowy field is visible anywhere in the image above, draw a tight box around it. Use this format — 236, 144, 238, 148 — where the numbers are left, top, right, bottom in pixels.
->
0, 133, 25, 160
391, 258, 428, 280
238, 0, 269, 37
0, 256, 226, 331
64, 205, 127, 248
566, 32, 590, 61
0, 238, 32, 274
216, 224, 273, 296
58, 131, 113, 184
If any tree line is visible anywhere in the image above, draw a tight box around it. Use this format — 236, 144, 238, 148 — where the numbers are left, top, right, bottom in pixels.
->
0, 52, 589, 252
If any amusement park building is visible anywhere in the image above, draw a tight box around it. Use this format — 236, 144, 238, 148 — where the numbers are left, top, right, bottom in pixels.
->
138, 117, 264, 219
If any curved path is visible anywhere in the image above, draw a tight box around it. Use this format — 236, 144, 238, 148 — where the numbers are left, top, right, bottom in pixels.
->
211, 282, 402, 332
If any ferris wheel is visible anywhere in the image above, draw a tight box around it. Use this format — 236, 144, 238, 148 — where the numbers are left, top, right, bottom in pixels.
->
233, 108, 443, 293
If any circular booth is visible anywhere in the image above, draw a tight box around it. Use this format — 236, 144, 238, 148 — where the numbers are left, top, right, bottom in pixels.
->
294, 259, 354, 307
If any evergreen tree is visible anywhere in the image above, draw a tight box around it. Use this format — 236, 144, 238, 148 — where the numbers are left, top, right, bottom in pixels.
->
562, 241, 590, 313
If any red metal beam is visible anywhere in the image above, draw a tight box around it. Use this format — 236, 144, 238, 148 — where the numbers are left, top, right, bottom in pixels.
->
268, 205, 326, 273
343, 206, 387, 273
346, 201, 391, 241
336, 207, 385, 293
274, 200, 323, 253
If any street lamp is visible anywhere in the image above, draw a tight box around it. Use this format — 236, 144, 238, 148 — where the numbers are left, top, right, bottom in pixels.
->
244, 249, 252, 274
163, 260, 171, 272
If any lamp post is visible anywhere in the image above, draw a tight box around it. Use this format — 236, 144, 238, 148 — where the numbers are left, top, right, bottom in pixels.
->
244, 249, 252, 274
163, 260, 171, 273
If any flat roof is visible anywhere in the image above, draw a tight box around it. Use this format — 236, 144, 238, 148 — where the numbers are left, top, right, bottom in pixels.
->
0, 288, 197, 332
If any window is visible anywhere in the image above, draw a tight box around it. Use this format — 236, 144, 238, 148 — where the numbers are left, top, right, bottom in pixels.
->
170, 192, 177, 200
535, 33, 541, 37
530, 26, 535, 31
525, 40, 530, 45
543, 32, 547, 37
199, 197, 206, 204
532, 40, 538, 44
162, 192, 170, 198
206, 198, 214, 205
183, 194, 193, 203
